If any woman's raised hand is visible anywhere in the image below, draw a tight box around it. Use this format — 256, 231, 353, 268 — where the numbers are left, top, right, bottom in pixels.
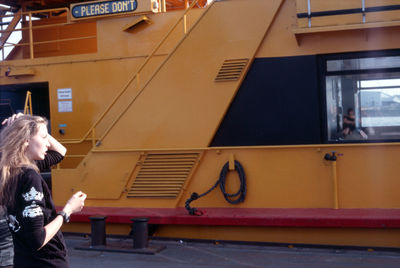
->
2, 112, 24, 126
62, 191, 87, 216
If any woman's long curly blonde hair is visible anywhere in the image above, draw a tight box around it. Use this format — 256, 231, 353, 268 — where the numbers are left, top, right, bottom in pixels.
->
0, 115, 47, 207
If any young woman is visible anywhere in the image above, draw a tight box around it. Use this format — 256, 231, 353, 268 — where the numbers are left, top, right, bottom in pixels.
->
0, 114, 86, 268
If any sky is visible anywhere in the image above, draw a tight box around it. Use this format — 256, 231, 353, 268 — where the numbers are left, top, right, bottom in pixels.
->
0, 4, 40, 60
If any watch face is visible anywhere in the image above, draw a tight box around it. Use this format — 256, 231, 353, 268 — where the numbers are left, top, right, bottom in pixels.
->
65, 214, 70, 223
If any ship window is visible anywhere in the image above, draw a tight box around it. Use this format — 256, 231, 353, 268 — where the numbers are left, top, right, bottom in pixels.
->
323, 52, 400, 142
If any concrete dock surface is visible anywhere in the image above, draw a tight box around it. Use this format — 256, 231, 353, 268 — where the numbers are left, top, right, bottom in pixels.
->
66, 235, 400, 268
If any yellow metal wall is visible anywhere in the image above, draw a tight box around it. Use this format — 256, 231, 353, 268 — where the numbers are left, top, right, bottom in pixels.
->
53, 144, 400, 209
1, 0, 400, 246
4, 0, 395, 210
181, 145, 400, 209
0, 0, 398, 208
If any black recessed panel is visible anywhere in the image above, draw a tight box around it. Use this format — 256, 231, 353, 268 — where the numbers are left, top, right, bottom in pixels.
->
211, 56, 322, 146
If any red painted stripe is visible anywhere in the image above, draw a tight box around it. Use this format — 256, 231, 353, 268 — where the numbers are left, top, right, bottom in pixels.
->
61, 207, 400, 228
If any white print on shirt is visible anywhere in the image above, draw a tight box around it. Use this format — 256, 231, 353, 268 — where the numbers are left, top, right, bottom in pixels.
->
22, 202, 43, 218
22, 186, 44, 202
8, 214, 21, 232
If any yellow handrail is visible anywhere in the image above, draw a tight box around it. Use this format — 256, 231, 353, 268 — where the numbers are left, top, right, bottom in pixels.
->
62, 0, 204, 146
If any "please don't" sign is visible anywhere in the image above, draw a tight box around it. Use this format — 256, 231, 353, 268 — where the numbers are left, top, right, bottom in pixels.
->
71, 0, 138, 19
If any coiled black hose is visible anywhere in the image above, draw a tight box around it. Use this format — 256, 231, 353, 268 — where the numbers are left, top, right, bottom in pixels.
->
185, 160, 246, 216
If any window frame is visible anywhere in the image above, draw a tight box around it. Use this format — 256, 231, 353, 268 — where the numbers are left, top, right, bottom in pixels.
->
319, 49, 400, 144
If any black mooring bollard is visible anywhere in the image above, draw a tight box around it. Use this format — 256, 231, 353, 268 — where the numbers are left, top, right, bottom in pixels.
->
131, 218, 149, 249
90, 215, 107, 246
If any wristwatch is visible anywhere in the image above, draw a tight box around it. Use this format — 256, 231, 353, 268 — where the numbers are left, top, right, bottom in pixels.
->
57, 211, 70, 223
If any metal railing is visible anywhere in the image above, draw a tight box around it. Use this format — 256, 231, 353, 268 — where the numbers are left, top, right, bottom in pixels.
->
305, 0, 380, 28
0, 7, 93, 60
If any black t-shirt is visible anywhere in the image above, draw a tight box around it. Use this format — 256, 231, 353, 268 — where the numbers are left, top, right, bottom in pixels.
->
7, 151, 68, 268
343, 115, 355, 131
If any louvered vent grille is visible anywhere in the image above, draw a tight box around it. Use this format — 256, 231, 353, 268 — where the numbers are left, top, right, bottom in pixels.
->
215, 58, 249, 82
128, 153, 199, 198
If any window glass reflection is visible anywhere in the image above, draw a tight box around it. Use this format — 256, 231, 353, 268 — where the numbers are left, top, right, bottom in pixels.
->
326, 74, 400, 141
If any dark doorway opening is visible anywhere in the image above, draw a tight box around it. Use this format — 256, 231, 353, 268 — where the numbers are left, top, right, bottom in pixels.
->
0, 82, 52, 187
0, 82, 50, 124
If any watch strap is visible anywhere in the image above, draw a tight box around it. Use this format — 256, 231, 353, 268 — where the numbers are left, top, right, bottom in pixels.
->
57, 211, 70, 223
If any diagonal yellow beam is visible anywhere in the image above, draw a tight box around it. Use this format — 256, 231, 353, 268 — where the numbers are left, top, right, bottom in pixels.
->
0, 10, 21, 49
